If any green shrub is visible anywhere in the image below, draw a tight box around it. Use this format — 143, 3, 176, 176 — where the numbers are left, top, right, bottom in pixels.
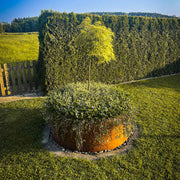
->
43, 82, 134, 150
44, 82, 133, 122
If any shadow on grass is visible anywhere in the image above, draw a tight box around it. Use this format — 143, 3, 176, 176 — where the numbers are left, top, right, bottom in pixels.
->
0, 99, 45, 154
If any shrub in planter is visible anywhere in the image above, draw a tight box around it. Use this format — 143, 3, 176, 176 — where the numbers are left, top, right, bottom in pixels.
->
44, 82, 134, 152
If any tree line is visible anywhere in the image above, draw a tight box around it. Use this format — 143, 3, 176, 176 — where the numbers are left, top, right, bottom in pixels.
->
0, 12, 178, 33
0, 17, 38, 33
90, 12, 177, 18
37, 11, 180, 92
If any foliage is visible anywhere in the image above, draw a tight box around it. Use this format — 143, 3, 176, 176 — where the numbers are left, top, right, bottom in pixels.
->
75, 17, 115, 63
0, 32, 39, 64
38, 11, 180, 92
2, 17, 38, 32
0, 75, 179, 179
43, 82, 133, 149
44, 82, 132, 122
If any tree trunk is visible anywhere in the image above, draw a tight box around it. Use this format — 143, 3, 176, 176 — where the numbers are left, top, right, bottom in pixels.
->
88, 58, 91, 91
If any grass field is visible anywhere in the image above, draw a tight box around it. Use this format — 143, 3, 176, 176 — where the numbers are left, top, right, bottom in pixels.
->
0, 32, 39, 64
0, 75, 179, 179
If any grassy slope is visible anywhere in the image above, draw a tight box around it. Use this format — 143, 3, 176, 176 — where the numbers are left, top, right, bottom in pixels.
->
0, 75, 179, 179
0, 32, 39, 64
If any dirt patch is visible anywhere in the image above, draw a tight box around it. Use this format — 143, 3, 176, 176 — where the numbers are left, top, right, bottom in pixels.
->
42, 124, 138, 161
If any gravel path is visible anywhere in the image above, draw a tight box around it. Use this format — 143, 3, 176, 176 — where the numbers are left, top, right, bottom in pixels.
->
0, 93, 44, 103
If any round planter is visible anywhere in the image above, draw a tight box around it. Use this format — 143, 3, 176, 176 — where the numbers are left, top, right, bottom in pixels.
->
52, 116, 131, 152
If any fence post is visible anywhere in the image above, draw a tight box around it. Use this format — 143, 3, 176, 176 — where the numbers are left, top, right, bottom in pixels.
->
1, 61, 40, 96
21, 62, 28, 92
4, 64, 11, 95
0, 65, 6, 96
10, 63, 16, 94
16, 62, 22, 93
32, 60, 37, 91
27, 61, 32, 91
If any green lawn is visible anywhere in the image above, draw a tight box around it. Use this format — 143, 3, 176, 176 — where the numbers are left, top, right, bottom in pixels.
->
0, 32, 39, 64
0, 75, 179, 179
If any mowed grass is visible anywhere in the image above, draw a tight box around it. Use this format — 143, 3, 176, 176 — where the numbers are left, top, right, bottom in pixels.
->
0, 32, 39, 64
0, 75, 179, 179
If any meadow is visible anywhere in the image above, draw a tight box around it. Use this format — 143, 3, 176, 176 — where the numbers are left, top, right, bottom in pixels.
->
0, 74, 179, 179
0, 32, 39, 64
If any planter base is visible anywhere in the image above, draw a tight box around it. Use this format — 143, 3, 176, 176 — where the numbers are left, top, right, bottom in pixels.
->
52, 121, 130, 152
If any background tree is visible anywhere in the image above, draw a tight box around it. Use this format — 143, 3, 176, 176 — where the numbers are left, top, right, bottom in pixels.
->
0, 22, 4, 33
1, 17, 38, 32
74, 17, 115, 91
2, 21, 11, 32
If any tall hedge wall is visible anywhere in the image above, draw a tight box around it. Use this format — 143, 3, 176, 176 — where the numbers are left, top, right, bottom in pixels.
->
38, 10, 180, 92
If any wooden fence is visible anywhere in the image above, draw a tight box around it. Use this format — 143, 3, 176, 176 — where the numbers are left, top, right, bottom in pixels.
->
0, 60, 40, 96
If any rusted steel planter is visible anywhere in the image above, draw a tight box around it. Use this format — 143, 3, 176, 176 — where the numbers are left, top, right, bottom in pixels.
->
52, 117, 130, 152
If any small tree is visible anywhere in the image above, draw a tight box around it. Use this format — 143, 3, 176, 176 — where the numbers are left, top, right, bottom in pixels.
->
75, 17, 115, 91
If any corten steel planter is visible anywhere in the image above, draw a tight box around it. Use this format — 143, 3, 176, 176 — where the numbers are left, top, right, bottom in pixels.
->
52, 116, 131, 152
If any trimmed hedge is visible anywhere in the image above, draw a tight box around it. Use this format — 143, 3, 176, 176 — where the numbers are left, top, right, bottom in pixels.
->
38, 10, 180, 92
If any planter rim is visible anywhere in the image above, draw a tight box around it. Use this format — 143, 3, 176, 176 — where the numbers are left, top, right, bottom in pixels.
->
51, 115, 131, 152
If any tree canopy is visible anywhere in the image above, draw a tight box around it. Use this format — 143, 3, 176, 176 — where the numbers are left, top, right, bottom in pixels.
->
75, 17, 115, 64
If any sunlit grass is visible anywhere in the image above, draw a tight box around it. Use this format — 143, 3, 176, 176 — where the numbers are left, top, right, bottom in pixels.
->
0, 32, 39, 64
0, 75, 179, 179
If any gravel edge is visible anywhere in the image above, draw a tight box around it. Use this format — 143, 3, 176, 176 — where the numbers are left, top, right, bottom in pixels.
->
41, 124, 139, 161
